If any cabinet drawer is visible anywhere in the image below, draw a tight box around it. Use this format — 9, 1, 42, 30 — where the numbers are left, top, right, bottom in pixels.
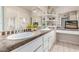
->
44, 47, 49, 52
11, 37, 43, 52
43, 34, 49, 41
43, 40, 49, 48
35, 45, 43, 52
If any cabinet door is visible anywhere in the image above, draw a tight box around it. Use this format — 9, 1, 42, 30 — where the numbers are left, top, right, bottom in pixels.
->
49, 30, 56, 50
44, 40, 49, 52
43, 33, 49, 52
35, 45, 43, 52
11, 37, 43, 52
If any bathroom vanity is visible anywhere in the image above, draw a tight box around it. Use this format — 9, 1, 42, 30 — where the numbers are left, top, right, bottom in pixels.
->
11, 30, 56, 52
56, 28, 79, 45
0, 29, 56, 52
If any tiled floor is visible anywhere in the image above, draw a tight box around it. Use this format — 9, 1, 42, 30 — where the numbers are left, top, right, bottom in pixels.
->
51, 41, 79, 52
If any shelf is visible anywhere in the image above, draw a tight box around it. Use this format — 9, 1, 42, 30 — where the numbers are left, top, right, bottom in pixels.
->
47, 26, 56, 27
42, 14, 56, 16
41, 14, 57, 29
45, 20, 57, 22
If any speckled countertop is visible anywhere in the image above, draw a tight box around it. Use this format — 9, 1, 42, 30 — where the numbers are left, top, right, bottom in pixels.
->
0, 30, 51, 52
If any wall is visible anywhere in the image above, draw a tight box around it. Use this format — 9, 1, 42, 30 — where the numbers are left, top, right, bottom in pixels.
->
4, 6, 31, 31
77, 11, 79, 28
31, 9, 43, 27
56, 11, 79, 28
0, 7, 4, 32
29, 6, 48, 27
32, 15, 42, 27
69, 11, 77, 20
55, 7, 79, 28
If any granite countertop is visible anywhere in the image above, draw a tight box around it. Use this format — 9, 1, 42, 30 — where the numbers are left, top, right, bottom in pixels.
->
0, 30, 51, 52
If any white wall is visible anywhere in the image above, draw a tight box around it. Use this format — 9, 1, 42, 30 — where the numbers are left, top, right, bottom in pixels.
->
0, 7, 4, 32
31, 9, 43, 26
55, 7, 79, 28
31, 6, 48, 27
4, 6, 31, 31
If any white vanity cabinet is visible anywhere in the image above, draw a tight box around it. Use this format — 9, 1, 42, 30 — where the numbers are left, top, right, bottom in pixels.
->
42, 30, 56, 52
42, 33, 49, 52
11, 30, 56, 52
11, 36, 43, 52
48, 30, 56, 50
35, 45, 43, 52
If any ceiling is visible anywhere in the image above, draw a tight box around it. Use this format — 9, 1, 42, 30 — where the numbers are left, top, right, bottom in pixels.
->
55, 6, 79, 14
21, 6, 47, 13
20, 6, 79, 14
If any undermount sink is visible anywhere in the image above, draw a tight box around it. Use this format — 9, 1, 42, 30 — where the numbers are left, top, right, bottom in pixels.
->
6, 32, 33, 40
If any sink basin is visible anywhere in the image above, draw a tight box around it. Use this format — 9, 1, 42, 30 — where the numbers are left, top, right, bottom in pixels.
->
7, 32, 33, 40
